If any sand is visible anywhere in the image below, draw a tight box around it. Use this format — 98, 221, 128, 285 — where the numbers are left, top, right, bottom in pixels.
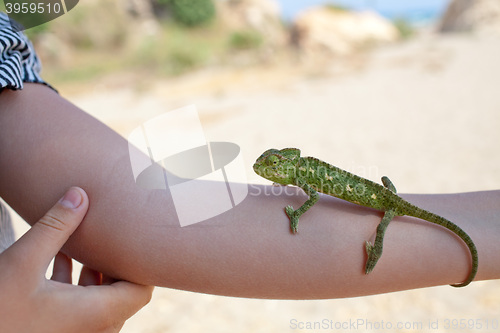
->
9, 32, 500, 332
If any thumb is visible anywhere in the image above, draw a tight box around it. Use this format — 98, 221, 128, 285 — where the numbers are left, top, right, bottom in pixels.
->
12, 187, 89, 276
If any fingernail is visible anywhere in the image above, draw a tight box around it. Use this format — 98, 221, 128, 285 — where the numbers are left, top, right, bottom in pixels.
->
59, 187, 83, 209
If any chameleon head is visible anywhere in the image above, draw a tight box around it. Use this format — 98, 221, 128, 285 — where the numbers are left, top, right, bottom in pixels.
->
253, 148, 301, 185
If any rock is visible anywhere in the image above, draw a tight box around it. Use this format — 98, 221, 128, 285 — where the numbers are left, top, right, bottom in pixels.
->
291, 6, 400, 57
217, 0, 287, 46
438, 0, 500, 35
126, 0, 159, 34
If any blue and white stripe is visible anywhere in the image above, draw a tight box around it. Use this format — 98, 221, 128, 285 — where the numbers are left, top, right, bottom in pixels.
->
0, 201, 14, 253
0, 12, 47, 90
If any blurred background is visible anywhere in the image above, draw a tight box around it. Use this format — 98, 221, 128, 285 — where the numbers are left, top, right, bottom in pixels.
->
3, 0, 500, 332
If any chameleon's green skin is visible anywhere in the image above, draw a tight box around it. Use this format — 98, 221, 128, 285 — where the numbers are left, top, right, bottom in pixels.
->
253, 148, 477, 287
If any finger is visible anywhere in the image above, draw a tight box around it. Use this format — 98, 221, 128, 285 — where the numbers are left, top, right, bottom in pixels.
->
63, 281, 153, 331
98, 282, 154, 322
51, 252, 73, 284
10, 187, 89, 276
78, 265, 102, 286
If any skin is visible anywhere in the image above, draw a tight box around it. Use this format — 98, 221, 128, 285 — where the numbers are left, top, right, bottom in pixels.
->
253, 148, 478, 287
0, 84, 499, 300
0, 187, 153, 332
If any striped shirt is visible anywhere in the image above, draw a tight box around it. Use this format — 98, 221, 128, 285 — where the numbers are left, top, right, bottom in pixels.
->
1, 12, 54, 251
0, 202, 14, 253
0, 12, 50, 91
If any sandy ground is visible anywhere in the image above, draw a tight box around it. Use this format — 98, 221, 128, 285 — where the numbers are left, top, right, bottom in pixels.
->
10, 32, 500, 332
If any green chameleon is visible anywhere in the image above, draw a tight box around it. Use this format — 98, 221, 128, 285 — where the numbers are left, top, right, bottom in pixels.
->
253, 148, 477, 287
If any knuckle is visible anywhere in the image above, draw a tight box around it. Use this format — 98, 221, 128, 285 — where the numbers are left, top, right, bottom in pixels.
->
38, 213, 68, 232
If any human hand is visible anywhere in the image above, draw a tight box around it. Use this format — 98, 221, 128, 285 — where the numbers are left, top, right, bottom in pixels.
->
0, 187, 153, 333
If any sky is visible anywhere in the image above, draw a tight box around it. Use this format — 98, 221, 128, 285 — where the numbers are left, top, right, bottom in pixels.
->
275, 0, 451, 23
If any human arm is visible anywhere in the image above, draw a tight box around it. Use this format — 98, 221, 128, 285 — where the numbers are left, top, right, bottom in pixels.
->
0, 187, 153, 332
0, 83, 499, 299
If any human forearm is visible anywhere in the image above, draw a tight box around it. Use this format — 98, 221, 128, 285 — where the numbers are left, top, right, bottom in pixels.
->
0, 84, 498, 299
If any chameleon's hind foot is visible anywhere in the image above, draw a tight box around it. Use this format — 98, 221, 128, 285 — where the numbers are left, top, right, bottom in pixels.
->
285, 205, 299, 233
364, 241, 382, 274
365, 210, 395, 274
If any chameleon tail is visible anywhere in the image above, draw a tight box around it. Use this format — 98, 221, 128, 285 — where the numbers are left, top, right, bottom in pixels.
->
404, 203, 478, 287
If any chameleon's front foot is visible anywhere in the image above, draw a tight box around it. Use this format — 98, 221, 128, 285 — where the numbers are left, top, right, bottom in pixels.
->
364, 241, 382, 274
285, 205, 299, 233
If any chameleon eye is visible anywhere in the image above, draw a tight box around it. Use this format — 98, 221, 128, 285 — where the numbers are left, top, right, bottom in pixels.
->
266, 155, 279, 166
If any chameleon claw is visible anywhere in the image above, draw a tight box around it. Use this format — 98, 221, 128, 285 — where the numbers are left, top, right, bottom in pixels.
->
285, 205, 299, 233
364, 241, 380, 274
